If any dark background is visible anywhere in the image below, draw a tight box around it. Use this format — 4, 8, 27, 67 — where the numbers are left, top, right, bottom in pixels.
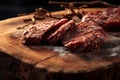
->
0, 0, 120, 20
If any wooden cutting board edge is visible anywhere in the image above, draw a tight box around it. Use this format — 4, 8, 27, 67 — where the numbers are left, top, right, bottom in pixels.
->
0, 8, 116, 73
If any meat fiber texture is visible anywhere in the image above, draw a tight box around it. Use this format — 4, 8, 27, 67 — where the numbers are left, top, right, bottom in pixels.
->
22, 20, 58, 45
82, 7, 120, 31
43, 19, 69, 44
22, 19, 71, 45
61, 21, 108, 52
22, 19, 108, 52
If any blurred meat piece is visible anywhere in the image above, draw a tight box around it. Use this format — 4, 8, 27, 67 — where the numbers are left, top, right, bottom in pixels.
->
22, 20, 58, 45
82, 7, 120, 31
43, 19, 68, 44
61, 21, 107, 52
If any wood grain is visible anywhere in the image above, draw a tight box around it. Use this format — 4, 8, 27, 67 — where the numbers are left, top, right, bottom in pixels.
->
0, 8, 120, 80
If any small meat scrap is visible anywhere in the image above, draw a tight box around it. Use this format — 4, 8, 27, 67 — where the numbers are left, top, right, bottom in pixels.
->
61, 21, 107, 52
82, 7, 120, 31
22, 20, 58, 45
43, 18, 69, 44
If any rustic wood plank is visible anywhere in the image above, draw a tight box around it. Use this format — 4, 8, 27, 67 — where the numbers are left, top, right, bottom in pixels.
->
0, 8, 120, 80
36, 34, 120, 73
1, 51, 120, 80
0, 8, 105, 64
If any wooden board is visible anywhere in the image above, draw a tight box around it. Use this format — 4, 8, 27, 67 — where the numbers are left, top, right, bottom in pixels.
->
0, 8, 120, 80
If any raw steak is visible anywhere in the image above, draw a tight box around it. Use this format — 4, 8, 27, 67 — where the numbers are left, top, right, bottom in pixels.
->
43, 19, 76, 44
22, 20, 58, 45
82, 7, 120, 31
61, 21, 108, 52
